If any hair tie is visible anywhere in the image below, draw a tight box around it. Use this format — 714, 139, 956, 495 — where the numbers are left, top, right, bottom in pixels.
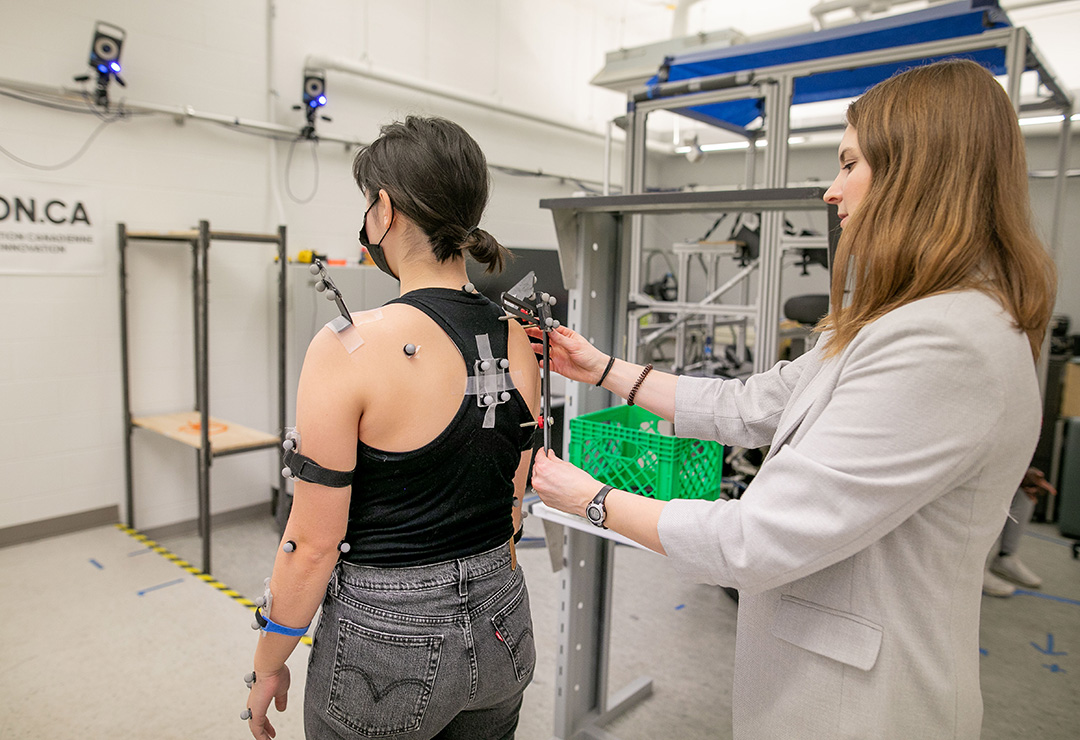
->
465, 226, 479, 239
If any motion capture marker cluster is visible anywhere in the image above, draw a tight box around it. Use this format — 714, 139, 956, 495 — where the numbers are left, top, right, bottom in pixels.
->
500, 271, 559, 449
282, 540, 296, 553
310, 258, 366, 353
241, 708, 252, 721
252, 577, 273, 631
280, 425, 356, 487
281, 430, 300, 480
310, 263, 342, 304
464, 333, 517, 428
244, 671, 256, 689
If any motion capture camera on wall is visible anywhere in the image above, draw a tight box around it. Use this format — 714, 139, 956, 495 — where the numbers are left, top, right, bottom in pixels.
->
73, 21, 127, 108
293, 67, 331, 140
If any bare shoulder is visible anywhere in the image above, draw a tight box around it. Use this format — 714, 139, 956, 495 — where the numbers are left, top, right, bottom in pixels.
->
305, 305, 410, 369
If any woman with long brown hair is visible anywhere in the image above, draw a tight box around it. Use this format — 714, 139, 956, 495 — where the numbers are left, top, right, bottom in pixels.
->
530, 59, 1056, 739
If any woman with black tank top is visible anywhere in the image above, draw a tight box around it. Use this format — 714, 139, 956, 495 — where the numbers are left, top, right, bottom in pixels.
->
244, 116, 542, 740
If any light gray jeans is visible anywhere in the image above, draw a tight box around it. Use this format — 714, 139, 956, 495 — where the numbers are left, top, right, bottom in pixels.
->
304, 542, 535, 740
999, 487, 1036, 556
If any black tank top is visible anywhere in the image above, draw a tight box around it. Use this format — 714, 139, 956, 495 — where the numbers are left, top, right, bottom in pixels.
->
342, 287, 535, 566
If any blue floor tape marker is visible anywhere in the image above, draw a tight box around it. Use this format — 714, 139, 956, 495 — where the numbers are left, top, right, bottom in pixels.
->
128, 548, 153, 557
1031, 633, 1067, 656
89, 559, 104, 570
138, 578, 184, 596
1024, 531, 1076, 547
1015, 589, 1080, 607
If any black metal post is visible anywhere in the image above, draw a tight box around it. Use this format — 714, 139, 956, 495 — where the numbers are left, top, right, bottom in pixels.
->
196, 220, 212, 574
543, 329, 552, 451
118, 223, 134, 528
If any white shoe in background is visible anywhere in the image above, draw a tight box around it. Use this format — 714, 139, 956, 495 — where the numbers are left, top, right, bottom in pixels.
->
991, 554, 1043, 589
982, 569, 1016, 597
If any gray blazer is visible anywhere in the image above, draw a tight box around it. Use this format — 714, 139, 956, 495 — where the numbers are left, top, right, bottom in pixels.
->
657, 291, 1040, 739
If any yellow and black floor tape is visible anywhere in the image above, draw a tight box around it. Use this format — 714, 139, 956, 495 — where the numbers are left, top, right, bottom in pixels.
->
114, 523, 313, 646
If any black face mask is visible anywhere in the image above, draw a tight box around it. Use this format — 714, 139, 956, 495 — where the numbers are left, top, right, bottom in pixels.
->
359, 198, 397, 280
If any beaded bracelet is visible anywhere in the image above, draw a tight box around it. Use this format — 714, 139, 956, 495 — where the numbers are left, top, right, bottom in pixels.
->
626, 364, 653, 406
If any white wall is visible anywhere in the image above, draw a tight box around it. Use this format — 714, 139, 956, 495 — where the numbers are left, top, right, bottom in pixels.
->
0, 0, 664, 532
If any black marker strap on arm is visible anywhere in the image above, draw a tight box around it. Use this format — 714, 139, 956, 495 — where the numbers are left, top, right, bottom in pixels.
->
282, 447, 355, 488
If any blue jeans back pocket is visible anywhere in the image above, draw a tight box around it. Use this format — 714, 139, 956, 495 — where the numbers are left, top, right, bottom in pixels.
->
328, 619, 443, 737
490, 582, 535, 683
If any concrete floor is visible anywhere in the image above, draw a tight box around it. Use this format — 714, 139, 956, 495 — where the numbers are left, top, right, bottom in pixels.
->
0, 505, 1077, 739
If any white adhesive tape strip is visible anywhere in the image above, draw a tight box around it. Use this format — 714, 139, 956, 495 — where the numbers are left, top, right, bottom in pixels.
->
463, 372, 514, 396
326, 315, 364, 354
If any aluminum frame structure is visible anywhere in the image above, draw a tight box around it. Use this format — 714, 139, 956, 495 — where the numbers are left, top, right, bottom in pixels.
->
623, 23, 1073, 369
119, 220, 287, 574
537, 10, 1072, 740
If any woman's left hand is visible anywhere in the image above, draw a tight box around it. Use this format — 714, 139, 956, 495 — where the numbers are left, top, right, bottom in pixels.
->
1020, 466, 1056, 502
531, 448, 604, 517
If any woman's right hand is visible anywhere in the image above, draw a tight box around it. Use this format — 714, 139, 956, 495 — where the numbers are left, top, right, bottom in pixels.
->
524, 325, 610, 385
246, 665, 291, 740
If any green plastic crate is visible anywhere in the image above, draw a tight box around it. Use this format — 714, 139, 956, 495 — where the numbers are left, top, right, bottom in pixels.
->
568, 405, 723, 501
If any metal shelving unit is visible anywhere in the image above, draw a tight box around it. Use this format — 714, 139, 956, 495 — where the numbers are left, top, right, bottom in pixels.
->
118, 220, 287, 574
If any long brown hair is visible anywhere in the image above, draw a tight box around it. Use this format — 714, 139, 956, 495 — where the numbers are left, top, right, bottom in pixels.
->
817, 59, 1056, 359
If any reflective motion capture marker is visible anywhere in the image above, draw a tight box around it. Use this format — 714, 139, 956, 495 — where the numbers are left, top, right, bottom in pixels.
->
403, 343, 417, 357
282, 540, 296, 553
338, 540, 351, 553
241, 709, 252, 721
244, 672, 256, 689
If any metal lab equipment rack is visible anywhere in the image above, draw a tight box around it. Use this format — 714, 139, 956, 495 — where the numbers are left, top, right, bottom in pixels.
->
119, 220, 287, 574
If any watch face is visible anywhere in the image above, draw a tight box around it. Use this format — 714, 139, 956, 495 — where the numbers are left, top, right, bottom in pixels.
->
586, 502, 603, 526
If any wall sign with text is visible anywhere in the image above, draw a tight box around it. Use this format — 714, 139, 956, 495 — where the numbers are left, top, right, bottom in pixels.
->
0, 179, 104, 275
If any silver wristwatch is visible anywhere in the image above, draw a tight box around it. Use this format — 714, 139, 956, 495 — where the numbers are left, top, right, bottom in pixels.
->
585, 485, 614, 529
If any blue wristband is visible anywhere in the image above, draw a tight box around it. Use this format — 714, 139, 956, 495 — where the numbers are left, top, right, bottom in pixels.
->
254, 607, 310, 637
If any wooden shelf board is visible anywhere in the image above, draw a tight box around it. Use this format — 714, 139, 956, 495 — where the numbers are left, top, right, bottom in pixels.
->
132, 411, 279, 454
124, 230, 199, 241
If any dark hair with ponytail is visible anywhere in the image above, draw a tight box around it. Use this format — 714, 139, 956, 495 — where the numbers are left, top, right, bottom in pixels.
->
352, 116, 510, 274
